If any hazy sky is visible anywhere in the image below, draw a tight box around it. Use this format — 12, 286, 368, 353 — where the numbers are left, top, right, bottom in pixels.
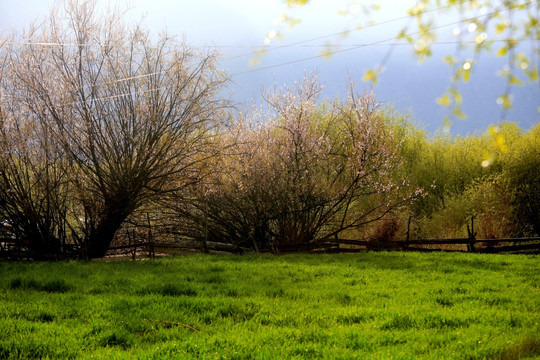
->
1, 0, 538, 135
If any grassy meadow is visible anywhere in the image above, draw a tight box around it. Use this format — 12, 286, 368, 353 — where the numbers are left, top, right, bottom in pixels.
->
0, 252, 539, 359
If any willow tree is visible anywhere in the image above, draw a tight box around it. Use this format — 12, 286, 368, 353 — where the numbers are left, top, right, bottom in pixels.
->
0, 0, 228, 258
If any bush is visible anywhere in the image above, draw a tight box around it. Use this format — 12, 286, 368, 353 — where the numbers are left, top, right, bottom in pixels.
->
172, 76, 420, 251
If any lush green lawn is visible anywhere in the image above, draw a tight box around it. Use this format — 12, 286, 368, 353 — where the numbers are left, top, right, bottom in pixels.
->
0, 252, 539, 359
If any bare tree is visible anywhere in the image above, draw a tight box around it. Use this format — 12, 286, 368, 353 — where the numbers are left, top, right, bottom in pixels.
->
176, 75, 422, 252
0, 0, 228, 258
0, 104, 71, 258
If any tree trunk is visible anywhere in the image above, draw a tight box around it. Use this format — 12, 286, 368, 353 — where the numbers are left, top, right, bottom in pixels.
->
84, 208, 129, 259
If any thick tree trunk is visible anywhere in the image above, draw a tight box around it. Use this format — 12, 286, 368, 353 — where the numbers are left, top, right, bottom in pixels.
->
84, 208, 130, 259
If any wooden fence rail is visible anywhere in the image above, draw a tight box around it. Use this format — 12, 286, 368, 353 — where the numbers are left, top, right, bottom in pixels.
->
103, 236, 540, 257
2, 236, 540, 260
277, 237, 540, 254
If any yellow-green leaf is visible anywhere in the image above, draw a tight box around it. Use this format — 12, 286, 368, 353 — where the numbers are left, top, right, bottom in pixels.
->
288, 18, 302, 29
451, 107, 467, 120
509, 75, 524, 86
463, 70, 471, 83
443, 56, 457, 65
495, 22, 508, 34
249, 58, 261, 66
285, 0, 309, 7
436, 93, 451, 106
496, 46, 507, 57
517, 52, 527, 61
454, 92, 463, 104
253, 49, 267, 57
526, 67, 539, 81
362, 69, 378, 85
319, 47, 333, 61
497, 95, 512, 109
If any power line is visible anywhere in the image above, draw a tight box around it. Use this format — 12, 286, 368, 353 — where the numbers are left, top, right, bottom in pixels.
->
2, 37, 532, 106
2, 0, 484, 89
220, 38, 537, 50
231, 0, 538, 77
1, 0, 536, 106
4, 0, 471, 51
224, 0, 479, 62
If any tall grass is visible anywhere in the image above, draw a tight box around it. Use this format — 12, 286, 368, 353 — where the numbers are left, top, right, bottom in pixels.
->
0, 252, 538, 359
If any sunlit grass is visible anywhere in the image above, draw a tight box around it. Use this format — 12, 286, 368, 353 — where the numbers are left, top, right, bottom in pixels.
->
0, 252, 539, 359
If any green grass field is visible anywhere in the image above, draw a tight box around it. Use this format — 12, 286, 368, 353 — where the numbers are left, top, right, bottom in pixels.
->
0, 252, 539, 359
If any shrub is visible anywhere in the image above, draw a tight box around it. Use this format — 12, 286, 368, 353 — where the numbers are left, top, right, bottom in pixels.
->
173, 76, 420, 251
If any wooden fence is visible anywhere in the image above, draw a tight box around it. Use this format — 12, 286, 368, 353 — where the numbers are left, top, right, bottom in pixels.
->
101, 235, 540, 258
2, 236, 539, 259
106, 239, 251, 258
272, 216, 540, 255
276, 237, 540, 254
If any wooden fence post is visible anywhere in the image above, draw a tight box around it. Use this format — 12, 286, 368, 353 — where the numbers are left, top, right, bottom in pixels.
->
147, 213, 155, 259
467, 216, 476, 253
132, 230, 138, 260
405, 215, 412, 251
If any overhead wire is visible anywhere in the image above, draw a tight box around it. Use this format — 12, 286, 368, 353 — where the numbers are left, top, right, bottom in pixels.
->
4, 0, 471, 51
222, 0, 473, 61
0, 0, 536, 106
208, 39, 534, 49
231, 0, 538, 77
1, 0, 477, 88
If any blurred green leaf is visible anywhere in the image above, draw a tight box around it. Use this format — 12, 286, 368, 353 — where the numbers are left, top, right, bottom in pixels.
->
509, 75, 524, 86
463, 69, 471, 83
497, 95, 512, 109
451, 107, 467, 120
495, 22, 508, 34
525, 67, 538, 82
362, 69, 378, 85
443, 56, 457, 65
436, 93, 452, 106
285, 0, 309, 7
319, 47, 333, 61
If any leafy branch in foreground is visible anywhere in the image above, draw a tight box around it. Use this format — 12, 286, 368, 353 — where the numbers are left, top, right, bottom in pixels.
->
262, 0, 539, 128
